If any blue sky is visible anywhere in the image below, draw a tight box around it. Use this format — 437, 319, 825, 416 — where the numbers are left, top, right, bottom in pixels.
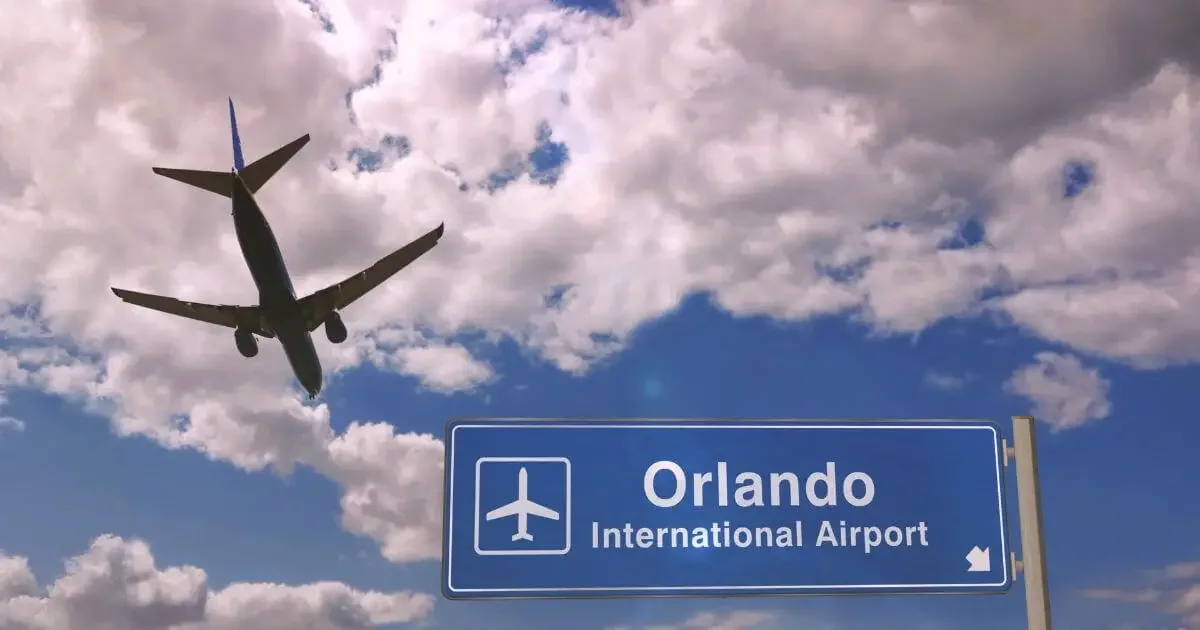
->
3, 279, 1199, 628
1, 0, 1199, 628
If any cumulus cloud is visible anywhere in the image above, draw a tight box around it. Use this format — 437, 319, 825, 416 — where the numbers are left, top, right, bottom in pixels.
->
1004, 352, 1112, 430
0, 0, 1198, 564
0, 535, 434, 630
322, 423, 444, 563
359, 328, 495, 393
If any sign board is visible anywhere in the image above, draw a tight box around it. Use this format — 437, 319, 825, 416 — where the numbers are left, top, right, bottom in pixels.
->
442, 419, 1011, 599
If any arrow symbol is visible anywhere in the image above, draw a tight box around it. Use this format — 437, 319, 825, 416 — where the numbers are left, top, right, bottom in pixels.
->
966, 546, 991, 572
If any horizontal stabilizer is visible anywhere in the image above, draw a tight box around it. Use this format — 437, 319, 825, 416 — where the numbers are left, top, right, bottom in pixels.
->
239, 134, 310, 193
151, 133, 310, 198
151, 167, 233, 197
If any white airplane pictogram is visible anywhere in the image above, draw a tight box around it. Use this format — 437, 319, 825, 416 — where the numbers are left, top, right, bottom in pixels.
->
485, 467, 560, 541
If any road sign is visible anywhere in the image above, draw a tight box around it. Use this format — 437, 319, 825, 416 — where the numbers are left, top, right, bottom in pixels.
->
442, 419, 1011, 599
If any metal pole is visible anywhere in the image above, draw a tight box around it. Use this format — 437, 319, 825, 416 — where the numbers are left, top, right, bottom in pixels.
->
1011, 416, 1052, 630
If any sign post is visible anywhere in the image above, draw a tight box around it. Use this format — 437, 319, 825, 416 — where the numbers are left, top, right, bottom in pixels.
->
1010, 416, 1053, 630
442, 418, 1012, 599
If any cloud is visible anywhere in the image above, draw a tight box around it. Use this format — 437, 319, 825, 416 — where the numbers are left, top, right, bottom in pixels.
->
1004, 352, 1112, 430
1161, 563, 1200, 581
923, 371, 968, 391
0, 0, 1197, 565
607, 610, 777, 630
677, 611, 777, 630
0, 392, 24, 433
321, 423, 444, 563
0, 535, 434, 630
1084, 561, 1200, 629
359, 328, 495, 393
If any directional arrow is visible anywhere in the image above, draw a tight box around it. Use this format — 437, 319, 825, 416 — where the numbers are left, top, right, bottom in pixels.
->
966, 546, 991, 572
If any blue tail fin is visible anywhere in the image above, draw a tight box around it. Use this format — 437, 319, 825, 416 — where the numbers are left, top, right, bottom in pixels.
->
229, 98, 246, 171
151, 99, 311, 197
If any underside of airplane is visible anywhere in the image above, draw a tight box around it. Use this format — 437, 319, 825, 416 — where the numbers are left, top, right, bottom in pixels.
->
111, 222, 445, 357
111, 99, 444, 387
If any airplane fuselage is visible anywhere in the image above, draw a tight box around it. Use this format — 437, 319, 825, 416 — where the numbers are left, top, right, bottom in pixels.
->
231, 173, 323, 397
112, 100, 441, 402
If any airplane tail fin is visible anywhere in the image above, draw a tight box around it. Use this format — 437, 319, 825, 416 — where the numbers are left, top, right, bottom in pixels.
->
511, 533, 533, 542
150, 98, 311, 198
229, 97, 246, 172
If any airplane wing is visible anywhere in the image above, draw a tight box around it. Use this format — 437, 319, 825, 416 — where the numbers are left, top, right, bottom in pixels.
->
525, 502, 559, 520
485, 501, 520, 521
296, 223, 444, 331
111, 288, 271, 336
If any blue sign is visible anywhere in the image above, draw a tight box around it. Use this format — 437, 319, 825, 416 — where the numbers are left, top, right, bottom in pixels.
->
442, 419, 1011, 599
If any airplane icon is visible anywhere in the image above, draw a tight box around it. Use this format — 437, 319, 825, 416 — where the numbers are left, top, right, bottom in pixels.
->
485, 467, 560, 542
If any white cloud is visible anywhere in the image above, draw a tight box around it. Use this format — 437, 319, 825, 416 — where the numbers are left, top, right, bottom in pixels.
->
678, 611, 777, 630
321, 423, 444, 563
0, 0, 1197, 565
1084, 561, 1200, 630
359, 328, 494, 393
608, 610, 777, 630
923, 371, 968, 391
0, 535, 434, 630
393, 344, 494, 392
1004, 352, 1112, 430
0, 391, 24, 433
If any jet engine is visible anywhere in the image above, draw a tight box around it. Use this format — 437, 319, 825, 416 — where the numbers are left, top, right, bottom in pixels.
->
325, 312, 348, 343
234, 329, 259, 358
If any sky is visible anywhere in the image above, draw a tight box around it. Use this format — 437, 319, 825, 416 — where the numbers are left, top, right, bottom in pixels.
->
0, 0, 1199, 628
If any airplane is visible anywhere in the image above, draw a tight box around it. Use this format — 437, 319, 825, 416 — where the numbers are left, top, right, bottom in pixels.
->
111, 99, 444, 399
485, 467, 560, 542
